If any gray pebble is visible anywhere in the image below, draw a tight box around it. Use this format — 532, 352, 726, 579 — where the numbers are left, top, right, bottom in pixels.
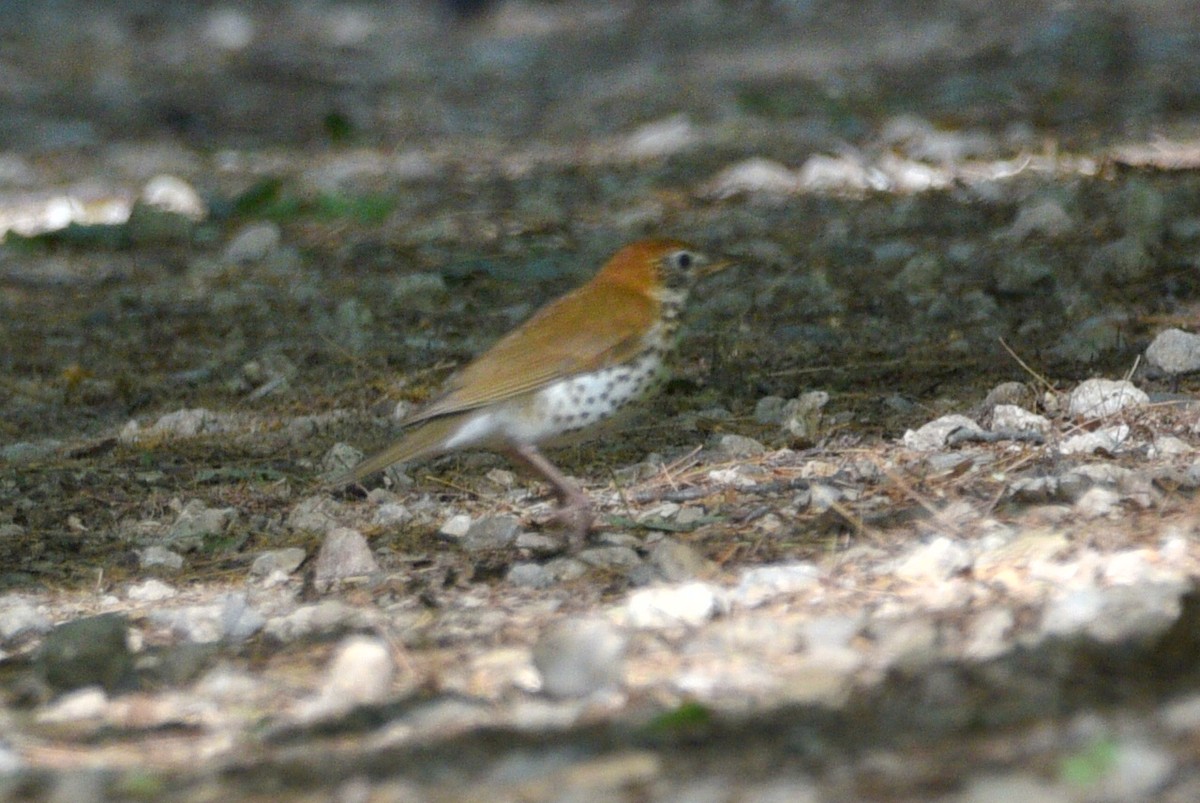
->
0, 596, 51, 643
462, 515, 521, 552
1068, 379, 1148, 417
648, 538, 711, 582
438, 514, 472, 540
1086, 237, 1152, 285
1145, 328, 1200, 375
166, 500, 237, 552
902, 414, 983, 451
37, 613, 134, 693
224, 221, 281, 264
314, 527, 380, 590
249, 547, 307, 577
710, 433, 767, 458
138, 545, 184, 570
578, 546, 642, 572
532, 617, 626, 698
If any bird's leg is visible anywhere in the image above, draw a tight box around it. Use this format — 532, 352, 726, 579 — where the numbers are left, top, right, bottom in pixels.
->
504, 442, 593, 550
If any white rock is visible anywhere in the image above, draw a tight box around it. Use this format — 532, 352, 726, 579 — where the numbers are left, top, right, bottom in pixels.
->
438, 514, 473, 539
990, 404, 1051, 433
1059, 425, 1131, 455
36, 687, 108, 723
625, 583, 721, 629
313, 528, 379, 590
702, 157, 799, 199
139, 175, 206, 221
0, 596, 51, 642
797, 153, 883, 193
902, 414, 983, 451
1145, 327, 1200, 374
532, 617, 626, 698
894, 536, 971, 583
730, 563, 822, 607
619, 115, 696, 161
1067, 378, 1148, 417
126, 579, 177, 602
1074, 486, 1121, 518
137, 545, 184, 570
1150, 435, 1191, 457
312, 636, 394, 712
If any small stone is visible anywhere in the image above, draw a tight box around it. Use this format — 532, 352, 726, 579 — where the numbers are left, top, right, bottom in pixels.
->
462, 515, 521, 552
506, 562, 555, 588
1087, 237, 1153, 285
702, 157, 799, 199
781, 392, 829, 442
894, 536, 971, 583
902, 414, 983, 450
321, 442, 364, 477
514, 532, 563, 557
532, 617, 626, 698
1074, 486, 1121, 518
36, 687, 109, 724
808, 483, 842, 512
625, 583, 720, 629
390, 272, 448, 310
1059, 425, 1131, 456
165, 499, 237, 552
147, 408, 224, 439
286, 495, 345, 534
137, 545, 184, 570
797, 153, 879, 193
754, 396, 787, 424
964, 608, 1014, 661
1068, 379, 1148, 417
371, 503, 412, 528
127, 175, 205, 244
0, 596, 51, 643
37, 613, 133, 692
126, 579, 176, 602
1041, 584, 1182, 644
648, 538, 711, 582
263, 600, 376, 642
1145, 328, 1200, 375
223, 221, 280, 263
990, 404, 1051, 433
1150, 435, 1191, 457
710, 433, 767, 458
438, 514, 473, 540
619, 115, 696, 161
578, 546, 642, 572
311, 636, 394, 712
313, 528, 379, 590
1004, 197, 1074, 240
249, 547, 307, 577
730, 563, 822, 607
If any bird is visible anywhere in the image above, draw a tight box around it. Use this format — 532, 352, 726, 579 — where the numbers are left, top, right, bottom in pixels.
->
332, 238, 729, 548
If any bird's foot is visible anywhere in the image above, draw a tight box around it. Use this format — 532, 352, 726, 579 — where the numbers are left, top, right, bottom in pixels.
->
543, 493, 593, 552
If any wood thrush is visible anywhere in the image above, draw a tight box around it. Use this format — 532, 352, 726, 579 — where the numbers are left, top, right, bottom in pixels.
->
333, 238, 728, 547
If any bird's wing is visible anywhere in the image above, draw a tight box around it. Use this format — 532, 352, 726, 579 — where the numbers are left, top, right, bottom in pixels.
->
407, 282, 657, 423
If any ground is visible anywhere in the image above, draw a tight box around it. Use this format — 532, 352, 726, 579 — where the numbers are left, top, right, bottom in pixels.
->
3, 1, 1200, 800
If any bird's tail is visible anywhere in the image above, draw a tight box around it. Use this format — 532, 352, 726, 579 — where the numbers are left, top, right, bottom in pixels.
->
325, 415, 465, 488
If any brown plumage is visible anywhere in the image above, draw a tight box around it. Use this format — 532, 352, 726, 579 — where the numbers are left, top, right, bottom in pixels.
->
333, 238, 727, 547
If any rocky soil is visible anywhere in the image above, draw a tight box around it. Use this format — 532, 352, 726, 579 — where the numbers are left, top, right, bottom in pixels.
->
4, 0, 1200, 800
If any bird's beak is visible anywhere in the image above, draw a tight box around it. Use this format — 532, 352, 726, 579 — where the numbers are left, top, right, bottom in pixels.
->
699, 258, 735, 278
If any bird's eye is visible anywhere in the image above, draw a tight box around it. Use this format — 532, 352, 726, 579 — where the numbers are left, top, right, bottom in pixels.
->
673, 251, 694, 270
